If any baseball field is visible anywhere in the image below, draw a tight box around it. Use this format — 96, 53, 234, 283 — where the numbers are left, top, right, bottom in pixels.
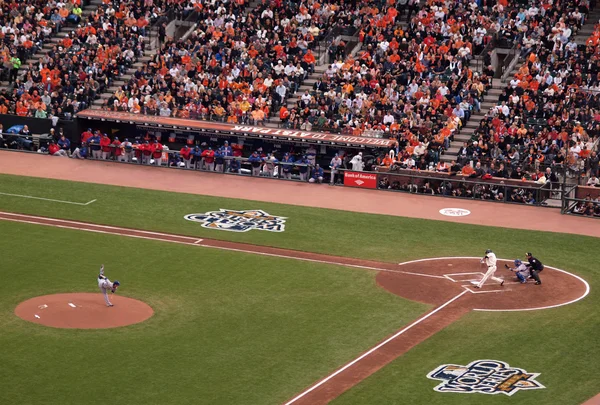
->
0, 170, 599, 405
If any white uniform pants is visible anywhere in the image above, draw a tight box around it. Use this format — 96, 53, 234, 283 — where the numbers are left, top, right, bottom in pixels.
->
97, 278, 112, 305
477, 265, 503, 287
101, 151, 110, 160
92, 150, 101, 159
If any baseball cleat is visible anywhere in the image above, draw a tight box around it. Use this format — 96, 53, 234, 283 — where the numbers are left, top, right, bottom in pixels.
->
535, 282, 542, 285
500, 280, 504, 286
474, 286, 481, 288
107, 303, 114, 307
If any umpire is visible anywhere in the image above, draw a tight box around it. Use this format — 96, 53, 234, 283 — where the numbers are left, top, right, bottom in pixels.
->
525, 252, 544, 285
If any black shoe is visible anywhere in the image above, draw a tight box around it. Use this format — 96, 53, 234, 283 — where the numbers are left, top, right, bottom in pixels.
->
535, 281, 541, 285
500, 280, 504, 286
474, 285, 481, 288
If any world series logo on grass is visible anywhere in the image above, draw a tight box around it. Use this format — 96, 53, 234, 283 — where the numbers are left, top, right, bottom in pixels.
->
427, 360, 544, 396
184, 209, 287, 232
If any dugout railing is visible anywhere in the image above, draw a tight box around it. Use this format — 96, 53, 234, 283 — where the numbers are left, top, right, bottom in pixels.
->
70, 144, 316, 183
339, 168, 556, 207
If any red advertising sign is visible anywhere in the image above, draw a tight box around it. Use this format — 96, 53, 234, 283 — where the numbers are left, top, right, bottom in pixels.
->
343, 171, 378, 189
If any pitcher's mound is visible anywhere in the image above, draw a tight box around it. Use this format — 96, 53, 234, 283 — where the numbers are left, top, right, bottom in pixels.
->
15, 293, 153, 329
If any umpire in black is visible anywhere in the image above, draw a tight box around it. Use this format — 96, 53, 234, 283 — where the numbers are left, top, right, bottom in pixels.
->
525, 252, 543, 285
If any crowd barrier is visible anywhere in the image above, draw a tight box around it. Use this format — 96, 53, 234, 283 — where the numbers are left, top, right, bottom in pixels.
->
71, 145, 316, 183
340, 168, 555, 207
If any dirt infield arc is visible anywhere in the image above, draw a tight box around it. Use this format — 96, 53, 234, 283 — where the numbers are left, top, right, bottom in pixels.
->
0, 211, 589, 404
15, 293, 154, 329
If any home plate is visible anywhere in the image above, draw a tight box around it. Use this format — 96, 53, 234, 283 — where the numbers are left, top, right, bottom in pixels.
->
68, 303, 77, 308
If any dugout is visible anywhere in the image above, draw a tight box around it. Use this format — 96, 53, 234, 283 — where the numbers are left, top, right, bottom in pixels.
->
75, 110, 395, 168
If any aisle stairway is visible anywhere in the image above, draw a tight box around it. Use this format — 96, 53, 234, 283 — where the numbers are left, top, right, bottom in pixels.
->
0, 0, 100, 89
91, 0, 259, 109
440, 78, 504, 163
90, 26, 159, 109
574, 8, 600, 45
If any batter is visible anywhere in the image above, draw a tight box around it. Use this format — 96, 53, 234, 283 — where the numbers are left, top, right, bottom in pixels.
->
475, 249, 504, 288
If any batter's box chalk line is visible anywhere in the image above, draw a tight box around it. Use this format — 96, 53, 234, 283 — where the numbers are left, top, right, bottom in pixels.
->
461, 285, 511, 294
444, 272, 484, 283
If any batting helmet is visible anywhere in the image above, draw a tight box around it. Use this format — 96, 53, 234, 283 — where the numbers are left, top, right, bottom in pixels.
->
485, 249, 492, 254
113, 281, 120, 286
514, 259, 522, 266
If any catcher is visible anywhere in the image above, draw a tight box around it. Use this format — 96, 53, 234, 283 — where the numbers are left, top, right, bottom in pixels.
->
504, 259, 530, 284
97, 265, 120, 307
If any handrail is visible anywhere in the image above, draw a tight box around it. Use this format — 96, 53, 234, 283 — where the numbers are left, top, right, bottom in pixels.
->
500, 43, 521, 83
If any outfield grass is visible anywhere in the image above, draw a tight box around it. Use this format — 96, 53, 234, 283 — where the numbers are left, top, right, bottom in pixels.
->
0, 221, 427, 405
0, 174, 599, 404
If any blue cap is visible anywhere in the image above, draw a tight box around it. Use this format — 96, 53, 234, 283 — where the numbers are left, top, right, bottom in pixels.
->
113, 280, 120, 286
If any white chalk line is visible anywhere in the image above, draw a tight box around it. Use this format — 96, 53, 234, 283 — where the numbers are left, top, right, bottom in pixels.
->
399, 256, 590, 312
283, 290, 469, 405
461, 285, 511, 294
0, 212, 202, 241
0, 192, 96, 206
0, 213, 443, 279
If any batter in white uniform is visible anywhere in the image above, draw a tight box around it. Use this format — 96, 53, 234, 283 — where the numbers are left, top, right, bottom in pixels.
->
97, 265, 120, 306
475, 249, 504, 288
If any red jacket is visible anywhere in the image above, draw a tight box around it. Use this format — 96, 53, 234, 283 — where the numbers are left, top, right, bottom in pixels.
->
49, 143, 60, 155
112, 140, 122, 156
152, 142, 163, 158
180, 147, 191, 160
81, 131, 93, 143
202, 149, 215, 163
100, 136, 111, 152
142, 144, 152, 156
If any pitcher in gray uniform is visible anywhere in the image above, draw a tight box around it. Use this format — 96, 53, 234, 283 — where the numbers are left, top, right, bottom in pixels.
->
97, 265, 120, 307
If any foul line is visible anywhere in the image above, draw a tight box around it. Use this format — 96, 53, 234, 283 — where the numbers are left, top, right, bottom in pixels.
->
0, 212, 443, 279
283, 290, 469, 405
0, 192, 96, 206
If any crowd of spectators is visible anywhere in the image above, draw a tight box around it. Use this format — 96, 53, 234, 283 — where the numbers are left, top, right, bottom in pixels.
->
100, 0, 340, 124
0, 0, 167, 120
275, 0, 502, 171
460, 0, 600, 182
0, 0, 72, 84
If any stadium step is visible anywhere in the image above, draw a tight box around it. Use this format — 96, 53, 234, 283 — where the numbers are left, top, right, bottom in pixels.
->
454, 134, 473, 142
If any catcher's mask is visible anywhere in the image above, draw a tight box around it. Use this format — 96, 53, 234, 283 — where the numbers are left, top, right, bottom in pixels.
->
514, 259, 522, 266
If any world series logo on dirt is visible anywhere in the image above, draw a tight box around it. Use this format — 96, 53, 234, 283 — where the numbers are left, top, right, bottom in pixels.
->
184, 209, 287, 233
427, 360, 544, 396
